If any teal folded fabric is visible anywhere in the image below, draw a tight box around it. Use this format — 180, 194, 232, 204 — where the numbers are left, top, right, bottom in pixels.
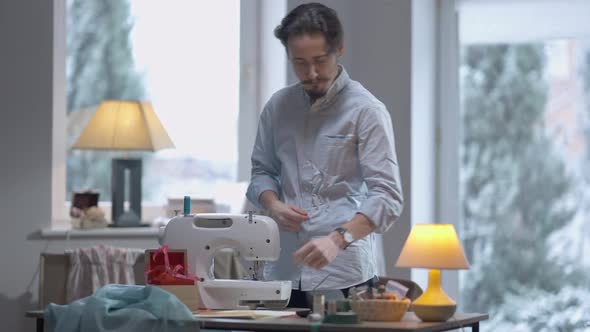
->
44, 284, 198, 332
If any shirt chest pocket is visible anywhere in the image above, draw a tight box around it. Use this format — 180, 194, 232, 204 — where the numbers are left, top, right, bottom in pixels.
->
316, 134, 358, 175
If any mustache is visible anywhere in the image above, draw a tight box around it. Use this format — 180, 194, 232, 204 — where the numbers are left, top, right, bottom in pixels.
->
301, 78, 329, 85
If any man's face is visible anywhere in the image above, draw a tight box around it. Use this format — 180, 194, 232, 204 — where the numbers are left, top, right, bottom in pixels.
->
287, 33, 342, 99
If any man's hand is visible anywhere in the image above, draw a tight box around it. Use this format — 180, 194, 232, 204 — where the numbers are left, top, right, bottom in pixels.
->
259, 190, 308, 232
293, 233, 341, 269
268, 200, 309, 232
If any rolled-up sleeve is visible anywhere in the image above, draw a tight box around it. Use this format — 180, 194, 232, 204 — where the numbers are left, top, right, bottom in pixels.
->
246, 104, 282, 208
356, 106, 404, 233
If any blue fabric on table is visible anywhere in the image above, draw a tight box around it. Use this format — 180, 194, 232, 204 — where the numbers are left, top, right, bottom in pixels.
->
44, 284, 198, 332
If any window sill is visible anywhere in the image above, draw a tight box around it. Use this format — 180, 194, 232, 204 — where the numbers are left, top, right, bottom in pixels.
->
40, 227, 162, 239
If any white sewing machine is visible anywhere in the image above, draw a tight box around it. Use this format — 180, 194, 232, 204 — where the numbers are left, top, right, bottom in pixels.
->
159, 212, 292, 309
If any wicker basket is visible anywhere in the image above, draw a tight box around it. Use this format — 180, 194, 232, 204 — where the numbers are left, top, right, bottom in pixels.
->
350, 299, 410, 321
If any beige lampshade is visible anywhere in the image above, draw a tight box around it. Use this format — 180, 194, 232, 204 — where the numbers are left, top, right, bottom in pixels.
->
395, 224, 470, 270
72, 100, 175, 151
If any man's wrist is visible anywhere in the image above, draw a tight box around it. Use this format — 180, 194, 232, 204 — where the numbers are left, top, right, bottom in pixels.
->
259, 190, 280, 210
333, 226, 356, 249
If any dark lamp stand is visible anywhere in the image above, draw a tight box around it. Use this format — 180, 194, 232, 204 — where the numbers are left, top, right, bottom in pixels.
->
110, 158, 147, 227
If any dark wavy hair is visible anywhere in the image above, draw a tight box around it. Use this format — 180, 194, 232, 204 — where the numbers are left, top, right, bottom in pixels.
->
274, 3, 343, 54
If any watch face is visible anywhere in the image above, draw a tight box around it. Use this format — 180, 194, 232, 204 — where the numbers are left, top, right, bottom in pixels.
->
343, 231, 354, 243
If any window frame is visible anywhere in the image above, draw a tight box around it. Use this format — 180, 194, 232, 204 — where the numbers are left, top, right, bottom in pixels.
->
51, 0, 287, 227
442, 0, 590, 308
436, 0, 462, 302
52, 0, 67, 226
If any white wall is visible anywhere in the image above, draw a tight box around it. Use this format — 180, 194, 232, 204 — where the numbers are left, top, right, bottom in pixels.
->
0, 1, 55, 330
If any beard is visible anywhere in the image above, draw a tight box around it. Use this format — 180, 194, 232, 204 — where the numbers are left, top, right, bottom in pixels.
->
305, 89, 327, 100
302, 78, 330, 100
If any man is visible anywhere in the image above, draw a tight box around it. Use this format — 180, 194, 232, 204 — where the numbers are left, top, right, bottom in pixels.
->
246, 2, 403, 308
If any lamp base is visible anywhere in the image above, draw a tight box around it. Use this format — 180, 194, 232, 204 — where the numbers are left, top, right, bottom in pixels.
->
412, 303, 456, 322
112, 158, 142, 227
412, 269, 457, 322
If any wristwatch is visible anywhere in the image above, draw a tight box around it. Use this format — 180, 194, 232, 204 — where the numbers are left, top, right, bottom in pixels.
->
334, 227, 355, 249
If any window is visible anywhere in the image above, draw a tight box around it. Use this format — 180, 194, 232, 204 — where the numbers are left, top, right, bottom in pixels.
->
456, 1, 590, 330
66, 0, 243, 215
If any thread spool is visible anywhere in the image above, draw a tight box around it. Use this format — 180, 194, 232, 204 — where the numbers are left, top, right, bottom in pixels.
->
183, 196, 190, 216
327, 300, 338, 315
313, 294, 325, 318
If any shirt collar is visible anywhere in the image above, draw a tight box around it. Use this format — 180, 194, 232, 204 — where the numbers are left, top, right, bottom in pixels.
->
304, 65, 350, 112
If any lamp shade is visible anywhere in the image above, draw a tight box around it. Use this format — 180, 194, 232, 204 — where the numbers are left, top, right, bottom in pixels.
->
72, 100, 174, 151
395, 224, 470, 270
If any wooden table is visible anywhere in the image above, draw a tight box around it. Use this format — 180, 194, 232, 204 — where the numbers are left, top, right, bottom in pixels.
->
26, 310, 487, 332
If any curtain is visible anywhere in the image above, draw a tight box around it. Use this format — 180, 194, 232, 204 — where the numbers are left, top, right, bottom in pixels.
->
65, 245, 144, 303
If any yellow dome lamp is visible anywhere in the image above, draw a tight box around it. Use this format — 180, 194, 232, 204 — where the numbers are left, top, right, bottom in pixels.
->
395, 224, 470, 321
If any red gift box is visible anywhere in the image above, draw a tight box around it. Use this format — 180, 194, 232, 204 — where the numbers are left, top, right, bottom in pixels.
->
145, 246, 199, 285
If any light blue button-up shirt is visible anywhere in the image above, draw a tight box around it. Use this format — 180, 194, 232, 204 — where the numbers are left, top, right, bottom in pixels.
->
246, 67, 403, 291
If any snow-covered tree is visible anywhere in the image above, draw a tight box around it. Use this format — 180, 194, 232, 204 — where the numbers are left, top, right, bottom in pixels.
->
486, 287, 590, 332
460, 44, 581, 314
